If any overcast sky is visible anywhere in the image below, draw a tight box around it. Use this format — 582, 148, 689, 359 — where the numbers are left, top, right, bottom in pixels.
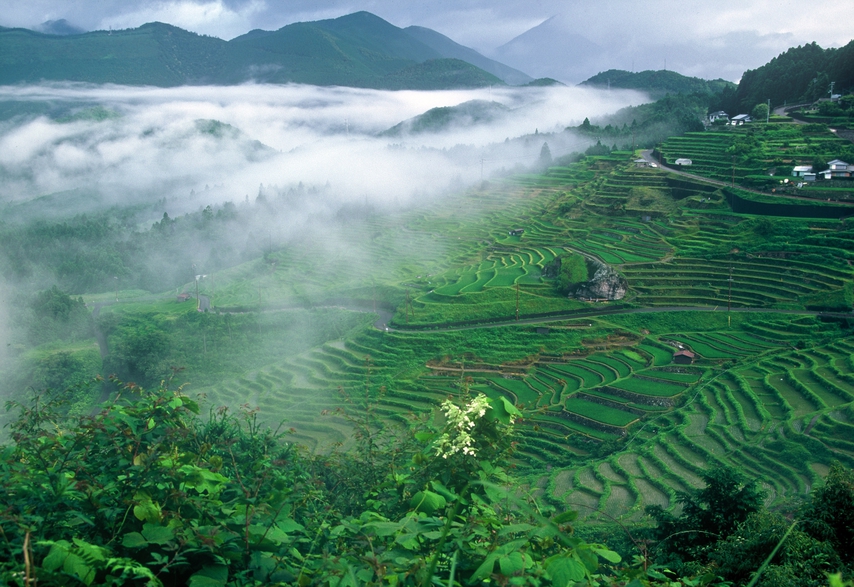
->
1, 0, 853, 82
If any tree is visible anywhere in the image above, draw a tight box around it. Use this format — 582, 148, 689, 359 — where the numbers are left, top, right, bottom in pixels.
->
800, 462, 854, 564
539, 142, 553, 168
556, 253, 589, 294
647, 466, 765, 563
752, 102, 769, 121
711, 510, 840, 587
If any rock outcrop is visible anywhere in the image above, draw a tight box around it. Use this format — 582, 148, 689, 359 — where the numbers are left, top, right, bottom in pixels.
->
574, 259, 627, 300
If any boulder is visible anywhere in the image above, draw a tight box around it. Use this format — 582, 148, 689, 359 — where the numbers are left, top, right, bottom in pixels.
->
574, 259, 627, 300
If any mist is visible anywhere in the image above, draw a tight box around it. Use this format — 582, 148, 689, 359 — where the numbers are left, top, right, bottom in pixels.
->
0, 83, 647, 210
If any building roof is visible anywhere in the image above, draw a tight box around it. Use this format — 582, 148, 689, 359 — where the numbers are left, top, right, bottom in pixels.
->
674, 350, 695, 358
828, 159, 849, 166
793, 165, 813, 172
732, 114, 751, 121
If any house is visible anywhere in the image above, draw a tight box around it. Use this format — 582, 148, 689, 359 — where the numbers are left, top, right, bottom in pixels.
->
675, 158, 693, 166
731, 114, 752, 125
673, 350, 695, 364
792, 165, 814, 177
177, 293, 192, 302
634, 158, 651, 167
822, 159, 852, 180
708, 110, 729, 123
508, 228, 524, 236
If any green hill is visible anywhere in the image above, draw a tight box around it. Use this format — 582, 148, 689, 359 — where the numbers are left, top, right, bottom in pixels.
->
0, 12, 507, 90
580, 69, 735, 98
381, 99, 510, 136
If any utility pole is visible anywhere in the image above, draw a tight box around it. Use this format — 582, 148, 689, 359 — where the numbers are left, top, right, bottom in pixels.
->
731, 155, 735, 188
766, 98, 770, 123
728, 266, 733, 313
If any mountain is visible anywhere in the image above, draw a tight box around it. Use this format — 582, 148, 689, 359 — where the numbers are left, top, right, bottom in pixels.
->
36, 19, 85, 35
580, 69, 735, 99
381, 99, 510, 136
0, 12, 510, 90
0, 22, 231, 86
403, 26, 532, 85
490, 16, 605, 84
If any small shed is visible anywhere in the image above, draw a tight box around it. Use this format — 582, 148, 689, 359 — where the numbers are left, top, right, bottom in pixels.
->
508, 228, 524, 236
731, 114, 752, 125
673, 350, 695, 364
792, 165, 814, 177
675, 158, 693, 166
177, 293, 192, 302
634, 158, 651, 167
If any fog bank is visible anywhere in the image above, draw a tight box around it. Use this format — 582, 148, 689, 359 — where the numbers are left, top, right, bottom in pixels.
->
0, 83, 647, 210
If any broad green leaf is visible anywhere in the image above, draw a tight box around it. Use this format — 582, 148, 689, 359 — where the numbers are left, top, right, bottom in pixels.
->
488, 396, 522, 424
122, 532, 148, 548
410, 490, 446, 514
188, 565, 228, 587
470, 553, 501, 582
498, 551, 525, 576
545, 556, 586, 586
132, 493, 161, 523
593, 547, 622, 563
552, 510, 578, 524
276, 518, 304, 533
42, 540, 72, 572
429, 480, 458, 502
141, 523, 174, 545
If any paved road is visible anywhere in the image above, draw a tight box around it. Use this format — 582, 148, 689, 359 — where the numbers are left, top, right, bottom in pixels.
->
640, 149, 854, 207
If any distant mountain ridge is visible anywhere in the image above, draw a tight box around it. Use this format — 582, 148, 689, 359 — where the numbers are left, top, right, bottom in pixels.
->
0, 11, 523, 90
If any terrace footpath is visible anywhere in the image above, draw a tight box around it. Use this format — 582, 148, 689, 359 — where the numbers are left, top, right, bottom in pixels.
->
381, 305, 853, 333
639, 149, 854, 207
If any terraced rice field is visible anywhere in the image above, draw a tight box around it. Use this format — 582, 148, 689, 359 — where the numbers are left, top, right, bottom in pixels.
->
191, 148, 854, 522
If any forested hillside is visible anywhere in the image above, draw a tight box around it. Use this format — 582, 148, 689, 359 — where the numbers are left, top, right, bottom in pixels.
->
732, 39, 854, 111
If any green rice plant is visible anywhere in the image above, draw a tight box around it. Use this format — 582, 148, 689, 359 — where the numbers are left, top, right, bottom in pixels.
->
610, 377, 687, 397
564, 397, 639, 427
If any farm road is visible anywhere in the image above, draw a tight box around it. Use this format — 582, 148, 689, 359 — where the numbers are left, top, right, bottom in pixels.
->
382, 305, 853, 333
639, 149, 854, 206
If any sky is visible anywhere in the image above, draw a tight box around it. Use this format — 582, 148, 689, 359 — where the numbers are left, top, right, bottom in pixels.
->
1, 0, 853, 82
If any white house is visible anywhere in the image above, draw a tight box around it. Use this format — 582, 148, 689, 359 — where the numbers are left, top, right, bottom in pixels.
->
708, 111, 729, 123
821, 159, 852, 180
675, 158, 693, 166
731, 114, 752, 125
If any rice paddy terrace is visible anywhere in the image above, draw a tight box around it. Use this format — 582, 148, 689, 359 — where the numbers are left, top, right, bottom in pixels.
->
185, 145, 854, 522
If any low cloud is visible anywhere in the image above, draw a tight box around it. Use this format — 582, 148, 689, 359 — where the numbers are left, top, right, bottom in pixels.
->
0, 83, 646, 210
